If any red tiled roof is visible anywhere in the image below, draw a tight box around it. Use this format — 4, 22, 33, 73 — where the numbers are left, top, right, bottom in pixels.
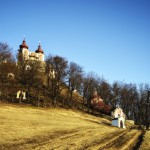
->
35, 44, 44, 54
20, 40, 28, 49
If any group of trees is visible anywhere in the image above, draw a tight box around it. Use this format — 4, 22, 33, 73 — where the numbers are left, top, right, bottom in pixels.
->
0, 42, 149, 129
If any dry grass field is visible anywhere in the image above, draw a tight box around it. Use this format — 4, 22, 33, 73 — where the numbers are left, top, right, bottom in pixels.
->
139, 131, 150, 150
0, 103, 145, 150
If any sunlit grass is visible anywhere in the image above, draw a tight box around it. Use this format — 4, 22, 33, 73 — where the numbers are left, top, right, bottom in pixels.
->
139, 131, 150, 150
0, 103, 115, 149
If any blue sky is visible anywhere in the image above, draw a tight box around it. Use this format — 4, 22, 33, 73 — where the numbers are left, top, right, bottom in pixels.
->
0, 0, 150, 84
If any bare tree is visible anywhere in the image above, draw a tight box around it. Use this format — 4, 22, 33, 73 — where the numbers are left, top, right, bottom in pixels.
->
82, 72, 98, 111
66, 62, 83, 108
98, 79, 111, 104
146, 91, 150, 130
0, 42, 14, 63
45, 55, 68, 107
136, 84, 150, 128
110, 82, 121, 107
16, 60, 44, 104
0, 42, 15, 101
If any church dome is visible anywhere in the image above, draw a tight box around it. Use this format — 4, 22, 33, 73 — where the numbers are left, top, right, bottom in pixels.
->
35, 43, 44, 54
19, 39, 28, 49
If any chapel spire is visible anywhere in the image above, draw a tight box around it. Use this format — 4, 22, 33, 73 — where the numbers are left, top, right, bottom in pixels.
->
35, 42, 44, 54
19, 38, 28, 49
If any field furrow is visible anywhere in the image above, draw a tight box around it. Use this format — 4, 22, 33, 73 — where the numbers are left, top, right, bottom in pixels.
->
0, 104, 146, 150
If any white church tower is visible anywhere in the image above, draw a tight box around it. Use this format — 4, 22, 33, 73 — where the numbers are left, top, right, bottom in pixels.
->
18, 39, 45, 62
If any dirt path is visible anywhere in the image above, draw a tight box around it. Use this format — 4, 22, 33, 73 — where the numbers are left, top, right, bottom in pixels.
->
1, 128, 142, 150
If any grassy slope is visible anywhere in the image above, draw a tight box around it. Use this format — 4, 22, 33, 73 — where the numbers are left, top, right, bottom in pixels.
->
139, 131, 150, 150
0, 103, 138, 150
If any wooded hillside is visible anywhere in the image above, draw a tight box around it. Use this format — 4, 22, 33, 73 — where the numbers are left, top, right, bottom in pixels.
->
0, 42, 149, 129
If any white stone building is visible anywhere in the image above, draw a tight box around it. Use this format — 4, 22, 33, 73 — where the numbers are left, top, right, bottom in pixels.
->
18, 39, 44, 62
111, 107, 126, 128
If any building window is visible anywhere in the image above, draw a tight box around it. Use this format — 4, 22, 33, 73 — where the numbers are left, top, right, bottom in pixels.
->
25, 65, 31, 70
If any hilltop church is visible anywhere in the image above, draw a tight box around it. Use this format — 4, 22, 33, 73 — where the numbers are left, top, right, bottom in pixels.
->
18, 39, 45, 62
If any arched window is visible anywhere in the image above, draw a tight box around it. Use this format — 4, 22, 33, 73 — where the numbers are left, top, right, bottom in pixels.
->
25, 65, 31, 70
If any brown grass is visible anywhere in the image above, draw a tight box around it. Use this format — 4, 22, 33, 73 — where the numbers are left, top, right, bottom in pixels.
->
0, 103, 142, 150
139, 131, 150, 150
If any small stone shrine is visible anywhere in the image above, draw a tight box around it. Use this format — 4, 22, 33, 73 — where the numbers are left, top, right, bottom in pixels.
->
111, 106, 126, 128
16, 90, 26, 103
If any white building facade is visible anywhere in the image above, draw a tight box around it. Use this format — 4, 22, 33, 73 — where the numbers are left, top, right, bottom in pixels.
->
18, 39, 44, 62
111, 107, 126, 128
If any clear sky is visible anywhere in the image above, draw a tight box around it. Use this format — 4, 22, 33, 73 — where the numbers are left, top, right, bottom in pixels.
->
0, 0, 150, 84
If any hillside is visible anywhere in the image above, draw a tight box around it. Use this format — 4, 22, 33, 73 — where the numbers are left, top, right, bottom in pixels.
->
0, 103, 145, 150
139, 131, 150, 150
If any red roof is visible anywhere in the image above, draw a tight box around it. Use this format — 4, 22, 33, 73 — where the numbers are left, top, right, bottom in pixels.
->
35, 44, 44, 54
20, 40, 28, 49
